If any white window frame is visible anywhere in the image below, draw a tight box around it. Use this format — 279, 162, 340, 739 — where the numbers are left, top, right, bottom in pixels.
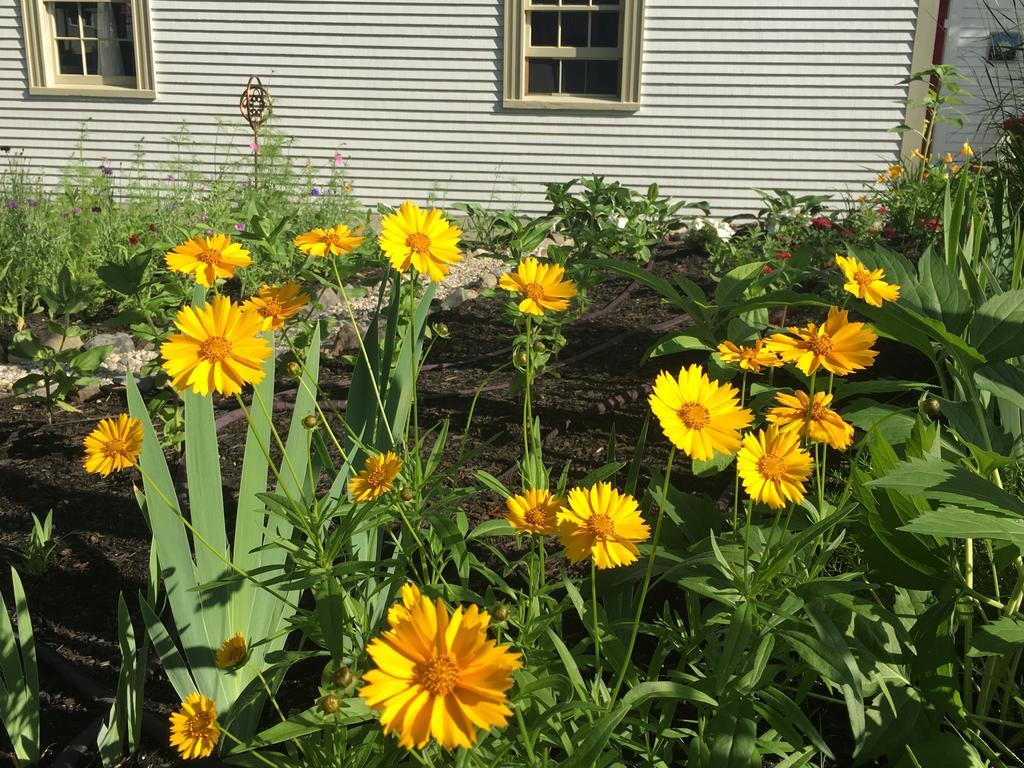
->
21, 0, 156, 98
503, 0, 643, 111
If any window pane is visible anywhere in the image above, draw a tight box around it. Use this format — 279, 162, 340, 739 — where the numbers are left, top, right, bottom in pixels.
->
110, 1, 134, 40
563, 59, 586, 94
532, 0, 558, 4
586, 59, 619, 95
530, 12, 558, 46
83, 38, 97, 73
561, 12, 588, 46
56, 38, 83, 74
591, 12, 619, 47
79, 3, 98, 36
527, 58, 559, 94
94, 37, 134, 76
53, 3, 80, 36
563, 0, 590, 5
119, 40, 136, 76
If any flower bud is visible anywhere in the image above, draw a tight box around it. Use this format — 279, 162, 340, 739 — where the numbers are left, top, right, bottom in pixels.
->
433, 323, 449, 338
331, 666, 354, 689
302, 414, 319, 429
287, 361, 301, 377
532, 341, 546, 353
492, 603, 509, 623
922, 396, 941, 418
399, 487, 415, 502
515, 350, 529, 367
319, 694, 341, 714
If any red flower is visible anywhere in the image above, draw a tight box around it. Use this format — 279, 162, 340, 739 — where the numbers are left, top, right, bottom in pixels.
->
777, 251, 791, 261
868, 228, 878, 236
841, 228, 854, 238
91, 206, 102, 213
877, 206, 889, 216
810, 216, 833, 229
921, 218, 942, 232
883, 226, 897, 238
128, 234, 141, 245
763, 265, 774, 274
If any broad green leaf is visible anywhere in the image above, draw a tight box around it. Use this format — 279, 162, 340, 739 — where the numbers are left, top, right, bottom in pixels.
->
968, 617, 1024, 656
716, 262, 765, 307
975, 361, 1024, 413
969, 289, 1024, 362
900, 507, 1024, 548
707, 699, 758, 768
869, 458, 1024, 517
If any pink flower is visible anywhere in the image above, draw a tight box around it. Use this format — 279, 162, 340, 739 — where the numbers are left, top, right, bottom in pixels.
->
249, 141, 259, 153
877, 206, 889, 216
840, 228, 853, 238
883, 226, 896, 238
810, 216, 832, 229
333, 152, 344, 167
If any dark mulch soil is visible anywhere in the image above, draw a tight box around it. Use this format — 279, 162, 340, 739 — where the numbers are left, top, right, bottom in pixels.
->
0, 242, 918, 766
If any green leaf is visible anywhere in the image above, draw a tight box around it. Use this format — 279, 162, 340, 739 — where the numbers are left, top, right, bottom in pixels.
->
715, 262, 765, 307
707, 699, 758, 768
975, 361, 1024, 413
869, 458, 1024, 517
70, 344, 111, 373
692, 450, 735, 477
968, 617, 1024, 656
900, 507, 1024, 548
467, 519, 515, 540
970, 290, 1024, 362
647, 330, 712, 358
916, 248, 972, 334
841, 399, 916, 446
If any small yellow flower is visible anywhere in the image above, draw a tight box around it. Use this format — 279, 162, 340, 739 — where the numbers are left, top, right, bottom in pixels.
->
360, 584, 522, 750
498, 258, 578, 316
648, 364, 753, 461
82, 414, 143, 476
215, 633, 247, 670
912, 148, 927, 161
294, 225, 365, 257
950, 164, 961, 173
835, 254, 901, 307
736, 426, 813, 509
169, 693, 220, 760
241, 282, 309, 330
766, 307, 878, 377
505, 489, 562, 535
379, 201, 463, 282
766, 390, 855, 450
943, 152, 954, 164
887, 165, 903, 179
349, 451, 402, 502
876, 173, 888, 185
558, 482, 650, 569
717, 339, 783, 374
161, 296, 272, 397
961, 141, 974, 157
165, 234, 252, 287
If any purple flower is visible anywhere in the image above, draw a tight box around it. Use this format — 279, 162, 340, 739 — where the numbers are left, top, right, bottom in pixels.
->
234, 222, 245, 231
199, 211, 208, 222
59, 211, 69, 218
165, 174, 175, 181
25, 199, 38, 207
99, 165, 113, 176
205, 228, 213, 236
311, 187, 320, 197
168, 203, 178, 211
70, 207, 81, 214
5, 201, 18, 210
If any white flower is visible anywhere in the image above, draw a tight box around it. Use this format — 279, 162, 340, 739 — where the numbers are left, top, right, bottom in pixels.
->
615, 216, 628, 230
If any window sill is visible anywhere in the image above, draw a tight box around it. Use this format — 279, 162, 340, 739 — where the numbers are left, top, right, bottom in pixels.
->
503, 97, 639, 112
29, 84, 156, 100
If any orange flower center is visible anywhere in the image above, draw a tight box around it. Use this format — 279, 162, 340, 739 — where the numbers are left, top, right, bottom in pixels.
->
325, 232, 347, 249
757, 454, 787, 481
524, 283, 546, 301
260, 296, 284, 317
196, 248, 222, 265
365, 468, 388, 488
183, 711, 214, 740
586, 513, 615, 539
806, 333, 833, 356
677, 402, 710, 430
102, 437, 130, 459
199, 336, 233, 363
414, 654, 460, 697
809, 403, 829, 421
524, 505, 550, 529
405, 232, 431, 256
853, 270, 874, 288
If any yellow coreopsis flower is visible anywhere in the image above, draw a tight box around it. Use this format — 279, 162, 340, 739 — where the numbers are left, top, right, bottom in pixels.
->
648, 364, 753, 461
169, 693, 220, 760
557, 482, 650, 569
241, 282, 309, 330
82, 414, 143, 476
505, 488, 562, 535
717, 339, 783, 374
293, 225, 365, 257
349, 451, 402, 502
961, 141, 974, 157
766, 307, 878, 377
736, 426, 814, 509
161, 296, 272, 397
498, 258, 578, 316
835, 254, 901, 307
165, 234, 252, 287
766, 390, 855, 450
215, 633, 247, 670
379, 201, 463, 282
360, 584, 522, 750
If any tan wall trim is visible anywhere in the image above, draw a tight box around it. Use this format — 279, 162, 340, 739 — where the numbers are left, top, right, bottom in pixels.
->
902, 0, 941, 158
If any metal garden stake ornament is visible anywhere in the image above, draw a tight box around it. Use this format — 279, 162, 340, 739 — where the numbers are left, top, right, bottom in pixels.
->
239, 75, 272, 187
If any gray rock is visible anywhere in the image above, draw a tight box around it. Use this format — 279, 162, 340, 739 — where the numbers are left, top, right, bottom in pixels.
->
87, 332, 134, 354
137, 375, 156, 394
76, 384, 103, 402
443, 287, 478, 310
480, 272, 498, 290
318, 288, 342, 310
38, 329, 83, 352
329, 324, 362, 356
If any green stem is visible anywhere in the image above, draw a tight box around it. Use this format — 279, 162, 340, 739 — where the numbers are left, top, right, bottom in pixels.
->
609, 446, 676, 704
591, 560, 601, 685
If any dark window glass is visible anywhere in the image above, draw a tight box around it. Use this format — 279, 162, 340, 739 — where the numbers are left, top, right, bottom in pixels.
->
527, 58, 559, 94
591, 12, 619, 46
586, 59, 619, 95
79, 3, 97, 36
560, 11, 588, 46
57, 39, 83, 73
83, 38, 97, 73
53, 4, 81, 36
119, 40, 136, 75
563, 0, 589, 5
532, 0, 558, 4
597, 0, 619, 5
563, 59, 586, 93
111, 2, 133, 39
530, 11, 558, 46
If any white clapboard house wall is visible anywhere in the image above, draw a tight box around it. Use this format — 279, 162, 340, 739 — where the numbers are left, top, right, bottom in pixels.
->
1, 1, 935, 214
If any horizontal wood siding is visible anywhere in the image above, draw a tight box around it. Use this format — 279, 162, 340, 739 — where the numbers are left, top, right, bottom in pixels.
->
0, 0, 920, 214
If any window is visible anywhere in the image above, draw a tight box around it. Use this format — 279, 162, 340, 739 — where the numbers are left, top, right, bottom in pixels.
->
21, 0, 155, 98
503, 0, 643, 110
